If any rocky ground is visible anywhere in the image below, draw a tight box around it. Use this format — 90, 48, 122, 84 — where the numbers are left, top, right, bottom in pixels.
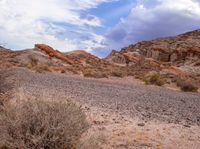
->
0, 68, 200, 148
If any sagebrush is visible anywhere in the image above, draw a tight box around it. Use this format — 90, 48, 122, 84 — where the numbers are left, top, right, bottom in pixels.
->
0, 100, 89, 149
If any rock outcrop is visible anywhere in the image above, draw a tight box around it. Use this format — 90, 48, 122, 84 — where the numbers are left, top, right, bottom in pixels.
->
106, 50, 127, 64
35, 44, 74, 65
108, 29, 200, 65
107, 29, 200, 77
66, 50, 101, 66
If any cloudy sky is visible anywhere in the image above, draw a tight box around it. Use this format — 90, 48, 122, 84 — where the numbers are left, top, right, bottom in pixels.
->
0, 0, 200, 57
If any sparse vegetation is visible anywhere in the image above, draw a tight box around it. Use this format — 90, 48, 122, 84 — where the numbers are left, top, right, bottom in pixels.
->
78, 133, 106, 149
143, 72, 164, 86
34, 65, 51, 73
29, 56, 38, 67
0, 100, 89, 149
176, 79, 198, 92
83, 68, 108, 78
111, 69, 127, 78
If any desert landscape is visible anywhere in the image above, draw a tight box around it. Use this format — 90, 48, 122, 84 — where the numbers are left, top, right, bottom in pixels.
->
0, 29, 200, 148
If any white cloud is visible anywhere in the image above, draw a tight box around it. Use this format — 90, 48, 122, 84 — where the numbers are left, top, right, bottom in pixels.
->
0, 0, 114, 51
105, 0, 200, 51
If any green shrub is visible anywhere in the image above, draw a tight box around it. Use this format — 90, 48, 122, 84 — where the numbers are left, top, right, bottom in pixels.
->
0, 100, 89, 149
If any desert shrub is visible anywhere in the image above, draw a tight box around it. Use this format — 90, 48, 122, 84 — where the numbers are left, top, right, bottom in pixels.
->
174, 78, 185, 86
34, 65, 51, 73
176, 80, 198, 92
78, 133, 106, 149
83, 69, 95, 77
111, 69, 126, 78
143, 72, 164, 86
29, 56, 38, 67
0, 100, 89, 149
83, 68, 108, 78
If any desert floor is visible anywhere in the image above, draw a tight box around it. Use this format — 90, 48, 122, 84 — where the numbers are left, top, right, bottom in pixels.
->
1, 68, 200, 149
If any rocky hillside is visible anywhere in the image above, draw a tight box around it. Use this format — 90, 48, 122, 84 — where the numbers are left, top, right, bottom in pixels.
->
107, 29, 200, 76
1, 29, 200, 90
108, 30, 200, 63
0, 44, 122, 78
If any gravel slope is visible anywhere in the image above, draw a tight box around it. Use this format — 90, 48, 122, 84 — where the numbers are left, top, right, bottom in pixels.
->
1, 68, 200, 126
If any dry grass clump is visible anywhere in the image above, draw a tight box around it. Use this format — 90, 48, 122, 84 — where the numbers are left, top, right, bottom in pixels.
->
143, 72, 164, 86
176, 79, 198, 92
29, 56, 38, 67
34, 65, 52, 73
0, 100, 89, 149
83, 68, 108, 78
111, 69, 127, 78
27, 56, 39, 69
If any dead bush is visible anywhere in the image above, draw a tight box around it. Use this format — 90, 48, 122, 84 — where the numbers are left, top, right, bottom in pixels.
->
143, 72, 164, 86
0, 100, 89, 149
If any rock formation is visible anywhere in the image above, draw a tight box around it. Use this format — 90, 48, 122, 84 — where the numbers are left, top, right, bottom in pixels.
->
106, 29, 200, 77
35, 44, 74, 65
107, 29, 200, 65
1, 29, 200, 87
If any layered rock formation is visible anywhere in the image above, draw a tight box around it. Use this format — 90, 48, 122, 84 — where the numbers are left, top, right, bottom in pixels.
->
1, 29, 200, 87
108, 29, 200, 64
65, 50, 104, 66
107, 29, 200, 77
35, 44, 74, 65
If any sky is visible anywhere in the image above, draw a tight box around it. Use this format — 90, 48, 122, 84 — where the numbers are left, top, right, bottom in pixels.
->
0, 0, 200, 57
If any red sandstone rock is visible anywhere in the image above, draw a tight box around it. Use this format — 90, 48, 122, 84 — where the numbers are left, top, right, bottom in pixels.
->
107, 29, 200, 64
35, 44, 73, 65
